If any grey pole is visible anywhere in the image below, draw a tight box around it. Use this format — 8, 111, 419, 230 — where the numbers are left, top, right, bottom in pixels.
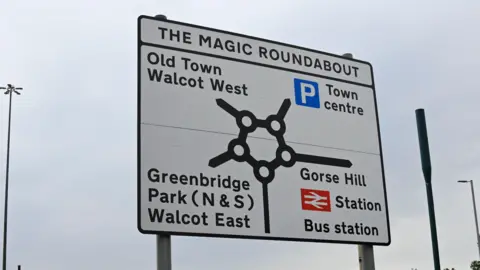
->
459, 180, 480, 259
152, 14, 172, 270
342, 53, 375, 270
470, 181, 480, 259
17, 265, 20, 270
156, 234, 172, 270
0, 84, 22, 270
357, 245, 375, 270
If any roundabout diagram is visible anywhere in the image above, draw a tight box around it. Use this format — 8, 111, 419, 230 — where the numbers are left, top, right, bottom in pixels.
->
209, 98, 353, 233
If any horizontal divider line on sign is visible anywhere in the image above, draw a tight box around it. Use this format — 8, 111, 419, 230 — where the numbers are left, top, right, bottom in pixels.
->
140, 122, 380, 156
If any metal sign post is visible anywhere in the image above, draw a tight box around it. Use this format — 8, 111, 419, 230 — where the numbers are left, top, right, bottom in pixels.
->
156, 234, 171, 270
152, 15, 172, 270
342, 53, 375, 270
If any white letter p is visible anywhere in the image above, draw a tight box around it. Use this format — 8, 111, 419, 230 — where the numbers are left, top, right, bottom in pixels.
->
300, 83, 315, 104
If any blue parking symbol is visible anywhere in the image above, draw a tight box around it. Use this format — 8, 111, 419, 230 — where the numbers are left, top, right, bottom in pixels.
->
294, 78, 320, 108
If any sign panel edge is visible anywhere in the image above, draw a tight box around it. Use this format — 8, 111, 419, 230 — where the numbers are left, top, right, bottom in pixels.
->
136, 15, 390, 246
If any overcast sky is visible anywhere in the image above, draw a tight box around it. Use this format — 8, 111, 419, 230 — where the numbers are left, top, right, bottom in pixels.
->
1, 0, 480, 269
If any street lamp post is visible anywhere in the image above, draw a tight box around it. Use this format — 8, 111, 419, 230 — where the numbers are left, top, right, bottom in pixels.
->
0, 84, 22, 270
458, 180, 480, 259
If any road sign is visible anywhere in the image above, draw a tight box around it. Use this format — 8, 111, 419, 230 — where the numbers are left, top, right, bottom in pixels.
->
137, 15, 390, 245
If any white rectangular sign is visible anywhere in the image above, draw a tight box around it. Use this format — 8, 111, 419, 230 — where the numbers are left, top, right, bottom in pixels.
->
137, 15, 391, 245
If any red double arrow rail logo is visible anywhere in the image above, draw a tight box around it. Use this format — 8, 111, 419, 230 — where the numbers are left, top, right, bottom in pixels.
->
300, 188, 331, 212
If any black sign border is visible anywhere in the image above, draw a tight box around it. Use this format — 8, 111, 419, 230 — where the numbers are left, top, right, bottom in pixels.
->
137, 15, 391, 246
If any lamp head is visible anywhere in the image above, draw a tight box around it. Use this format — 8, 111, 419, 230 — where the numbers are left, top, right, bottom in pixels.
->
458, 180, 470, 183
